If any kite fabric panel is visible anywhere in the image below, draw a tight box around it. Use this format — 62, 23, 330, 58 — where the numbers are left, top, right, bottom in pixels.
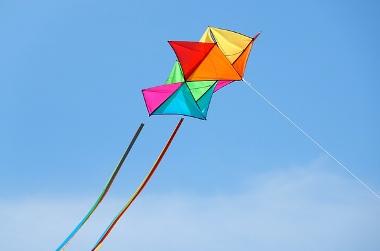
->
214, 80, 233, 92
142, 82, 216, 120
166, 61, 233, 93
141, 26, 260, 120
168, 41, 214, 80
142, 83, 182, 114
186, 81, 216, 101
152, 84, 206, 119
200, 27, 260, 78
166, 61, 185, 84
169, 41, 241, 81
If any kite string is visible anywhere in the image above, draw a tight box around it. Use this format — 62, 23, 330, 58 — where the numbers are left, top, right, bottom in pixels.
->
242, 78, 380, 200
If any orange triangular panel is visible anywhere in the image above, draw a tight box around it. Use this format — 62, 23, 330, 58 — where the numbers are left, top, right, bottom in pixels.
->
169, 41, 214, 80
188, 45, 241, 81
232, 41, 253, 77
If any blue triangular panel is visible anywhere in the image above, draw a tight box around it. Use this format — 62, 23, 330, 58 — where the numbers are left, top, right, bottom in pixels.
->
153, 84, 205, 119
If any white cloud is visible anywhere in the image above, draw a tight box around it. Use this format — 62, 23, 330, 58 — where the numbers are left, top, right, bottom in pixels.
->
1, 158, 379, 251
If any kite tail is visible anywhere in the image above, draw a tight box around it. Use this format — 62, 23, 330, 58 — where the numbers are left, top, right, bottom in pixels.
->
91, 118, 184, 251
56, 123, 145, 251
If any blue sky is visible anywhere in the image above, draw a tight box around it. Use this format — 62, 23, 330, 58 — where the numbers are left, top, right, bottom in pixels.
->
1, 0, 379, 250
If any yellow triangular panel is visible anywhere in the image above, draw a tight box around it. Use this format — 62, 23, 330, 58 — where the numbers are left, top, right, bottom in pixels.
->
188, 46, 241, 81
233, 41, 253, 77
208, 27, 252, 63
199, 27, 214, 43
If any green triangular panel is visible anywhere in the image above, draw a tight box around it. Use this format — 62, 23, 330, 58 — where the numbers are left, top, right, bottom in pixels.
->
186, 81, 216, 101
153, 84, 205, 119
197, 83, 216, 117
166, 61, 185, 84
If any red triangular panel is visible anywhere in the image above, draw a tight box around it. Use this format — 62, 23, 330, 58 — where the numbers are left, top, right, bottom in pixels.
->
187, 45, 241, 81
169, 41, 214, 80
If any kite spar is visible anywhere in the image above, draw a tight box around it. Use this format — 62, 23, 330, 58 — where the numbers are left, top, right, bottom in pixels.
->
56, 123, 144, 251
91, 118, 184, 251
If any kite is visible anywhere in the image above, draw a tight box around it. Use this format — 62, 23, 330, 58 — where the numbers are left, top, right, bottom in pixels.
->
142, 28, 260, 120
57, 26, 260, 251
90, 27, 260, 250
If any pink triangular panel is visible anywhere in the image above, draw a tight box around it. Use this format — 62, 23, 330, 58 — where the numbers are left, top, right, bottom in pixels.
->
214, 80, 233, 92
142, 83, 182, 114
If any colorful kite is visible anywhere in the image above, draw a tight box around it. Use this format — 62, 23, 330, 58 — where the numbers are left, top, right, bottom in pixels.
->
91, 27, 260, 250
142, 27, 260, 119
57, 26, 260, 251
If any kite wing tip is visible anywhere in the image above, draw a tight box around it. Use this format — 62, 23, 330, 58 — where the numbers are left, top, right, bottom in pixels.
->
254, 32, 261, 39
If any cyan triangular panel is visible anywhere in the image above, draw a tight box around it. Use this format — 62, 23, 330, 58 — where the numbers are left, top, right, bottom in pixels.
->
142, 83, 182, 114
153, 84, 205, 119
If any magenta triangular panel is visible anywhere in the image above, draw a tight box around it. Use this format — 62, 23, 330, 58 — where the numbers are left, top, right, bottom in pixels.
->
142, 83, 182, 114
214, 80, 233, 92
